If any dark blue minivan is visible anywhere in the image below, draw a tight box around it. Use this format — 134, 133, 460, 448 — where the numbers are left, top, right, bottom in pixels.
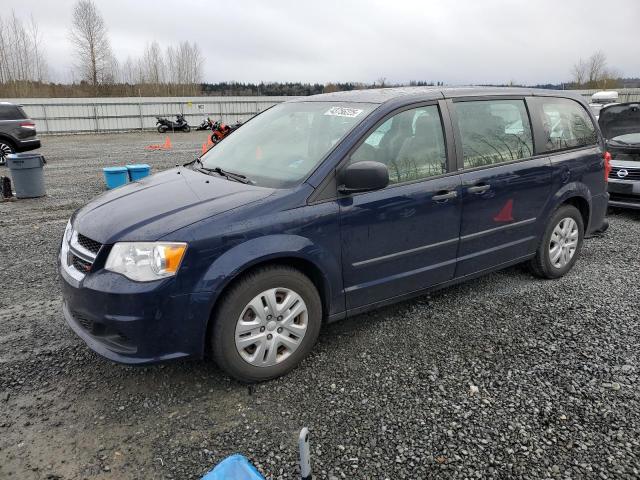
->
59, 87, 609, 382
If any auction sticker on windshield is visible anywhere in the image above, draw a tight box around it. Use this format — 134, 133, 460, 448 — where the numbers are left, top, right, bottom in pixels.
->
324, 106, 363, 118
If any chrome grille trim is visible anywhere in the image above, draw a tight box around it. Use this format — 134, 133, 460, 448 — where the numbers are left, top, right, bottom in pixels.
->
69, 231, 98, 262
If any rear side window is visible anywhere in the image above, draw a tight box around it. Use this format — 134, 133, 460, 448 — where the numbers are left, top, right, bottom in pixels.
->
453, 99, 534, 169
0, 104, 25, 120
538, 98, 597, 152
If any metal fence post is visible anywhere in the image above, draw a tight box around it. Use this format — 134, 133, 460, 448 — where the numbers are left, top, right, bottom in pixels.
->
93, 104, 99, 133
42, 104, 50, 134
138, 102, 144, 132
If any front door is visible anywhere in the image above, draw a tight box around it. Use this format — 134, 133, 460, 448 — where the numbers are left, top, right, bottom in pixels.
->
450, 98, 552, 277
338, 104, 462, 310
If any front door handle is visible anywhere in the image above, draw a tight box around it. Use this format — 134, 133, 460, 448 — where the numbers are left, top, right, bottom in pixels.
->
432, 190, 458, 202
467, 184, 491, 194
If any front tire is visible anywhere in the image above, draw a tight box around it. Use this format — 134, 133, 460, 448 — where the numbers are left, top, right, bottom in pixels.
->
0, 140, 15, 166
529, 204, 584, 279
211, 266, 322, 382
182, 124, 191, 132
157, 125, 168, 133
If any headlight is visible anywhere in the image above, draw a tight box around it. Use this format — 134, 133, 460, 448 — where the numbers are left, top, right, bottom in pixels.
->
105, 242, 187, 282
63, 220, 73, 244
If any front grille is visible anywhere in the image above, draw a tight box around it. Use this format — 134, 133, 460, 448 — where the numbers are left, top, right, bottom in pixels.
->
76, 234, 102, 254
72, 255, 92, 273
610, 167, 640, 180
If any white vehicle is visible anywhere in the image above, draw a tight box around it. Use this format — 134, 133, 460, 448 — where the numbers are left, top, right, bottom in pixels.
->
589, 91, 619, 119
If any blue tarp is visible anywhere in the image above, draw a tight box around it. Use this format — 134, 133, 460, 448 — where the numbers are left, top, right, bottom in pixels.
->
201, 454, 265, 480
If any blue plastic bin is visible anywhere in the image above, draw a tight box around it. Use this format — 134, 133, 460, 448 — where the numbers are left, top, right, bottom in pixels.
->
126, 164, 151, 181
103, 166, 129, 189
201, 454, 264, 480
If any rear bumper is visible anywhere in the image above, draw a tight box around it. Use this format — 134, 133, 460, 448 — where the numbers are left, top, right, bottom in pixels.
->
588, 192, 609, 233
15, 138, 41, 152
59, 260, 212, 364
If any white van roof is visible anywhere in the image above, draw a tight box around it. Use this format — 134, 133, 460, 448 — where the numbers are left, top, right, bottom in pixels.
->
591, 91, 619, 103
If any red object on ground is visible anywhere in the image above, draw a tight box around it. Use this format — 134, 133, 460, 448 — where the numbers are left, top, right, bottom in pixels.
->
145, 136, 172, 151
493, 199, 514, 222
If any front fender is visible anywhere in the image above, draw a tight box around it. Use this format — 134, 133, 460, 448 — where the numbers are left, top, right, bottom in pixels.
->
195, 234, 344, 317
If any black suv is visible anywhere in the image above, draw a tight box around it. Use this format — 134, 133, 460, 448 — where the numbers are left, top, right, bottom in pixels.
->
0, 102, 41, 166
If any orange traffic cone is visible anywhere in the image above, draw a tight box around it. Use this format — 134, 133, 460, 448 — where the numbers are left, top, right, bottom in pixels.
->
201, 142, 207, 154
163, 137, 172, 149
206, 136, 214, 147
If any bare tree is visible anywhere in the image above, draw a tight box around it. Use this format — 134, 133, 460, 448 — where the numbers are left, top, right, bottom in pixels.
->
571, 51, 620, 89
69, 0, 113, 88
0, 12, 48, 96
142, 41, 165, 94
165, 41, 203, 95
571, 58, 587, 86
587, 51, 607, 85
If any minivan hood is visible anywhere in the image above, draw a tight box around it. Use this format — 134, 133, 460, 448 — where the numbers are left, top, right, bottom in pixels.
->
598, 103, 640, 142
73, 168, 274, 243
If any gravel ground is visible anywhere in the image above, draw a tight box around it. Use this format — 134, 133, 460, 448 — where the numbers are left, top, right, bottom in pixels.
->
1, 131, 639, 480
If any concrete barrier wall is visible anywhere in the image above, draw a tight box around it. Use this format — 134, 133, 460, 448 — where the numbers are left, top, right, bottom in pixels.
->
5, 89, 640, 135
2, 96, 293, 134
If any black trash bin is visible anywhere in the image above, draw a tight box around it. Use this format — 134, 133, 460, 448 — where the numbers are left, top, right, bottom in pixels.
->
6, 153, 46, 198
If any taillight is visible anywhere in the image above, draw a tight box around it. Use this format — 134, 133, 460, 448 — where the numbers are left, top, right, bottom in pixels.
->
19, 121, 35, 129
603, 151, 612, 182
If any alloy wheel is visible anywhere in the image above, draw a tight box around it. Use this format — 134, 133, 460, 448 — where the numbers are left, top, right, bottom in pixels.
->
548, 217, 578, 268
234, 287, 308, 367
0, 142, 12, 165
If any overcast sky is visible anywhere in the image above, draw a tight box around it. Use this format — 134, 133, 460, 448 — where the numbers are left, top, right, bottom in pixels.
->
4, 0, 640, 85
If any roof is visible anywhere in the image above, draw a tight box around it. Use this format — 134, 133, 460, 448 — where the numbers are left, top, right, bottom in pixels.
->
289, 86, 583, 105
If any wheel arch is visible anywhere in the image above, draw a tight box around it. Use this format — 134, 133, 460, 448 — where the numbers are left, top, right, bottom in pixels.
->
198, 234, 341, 357
0, 134, 17, 150
544, 182, 592, 231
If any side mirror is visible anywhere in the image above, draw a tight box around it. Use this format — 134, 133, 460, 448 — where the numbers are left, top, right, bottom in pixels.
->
338, 161, 389, 194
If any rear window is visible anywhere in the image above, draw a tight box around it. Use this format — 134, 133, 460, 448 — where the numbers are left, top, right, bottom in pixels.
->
453, 99, 534, 169
0, 104, 26, 120
538, 98, 597, 152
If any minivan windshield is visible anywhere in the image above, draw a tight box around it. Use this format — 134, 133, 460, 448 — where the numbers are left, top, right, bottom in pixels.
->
199, 101, 376, 188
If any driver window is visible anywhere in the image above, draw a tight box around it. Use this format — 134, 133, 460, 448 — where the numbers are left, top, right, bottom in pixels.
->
349, 105, 447, 184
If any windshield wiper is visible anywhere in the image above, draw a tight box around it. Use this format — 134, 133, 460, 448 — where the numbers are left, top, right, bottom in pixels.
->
198, 166, 252, 184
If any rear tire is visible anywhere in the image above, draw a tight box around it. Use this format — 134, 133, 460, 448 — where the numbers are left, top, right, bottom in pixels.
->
529, 204, 584, 279
0, 140, 15, 166
211, 266, 322, 383
182, 125, 191, 133
157, 125, 168, 133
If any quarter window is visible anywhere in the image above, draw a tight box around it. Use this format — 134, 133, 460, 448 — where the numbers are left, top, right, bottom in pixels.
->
454, 99, 534, 169
0, 104, 23, 120
538, 98, 597, 151
350, 105, 447, 184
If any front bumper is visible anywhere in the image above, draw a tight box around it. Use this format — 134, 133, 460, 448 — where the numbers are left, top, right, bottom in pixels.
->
59, 258, 212, 364
608, 179, 640, 210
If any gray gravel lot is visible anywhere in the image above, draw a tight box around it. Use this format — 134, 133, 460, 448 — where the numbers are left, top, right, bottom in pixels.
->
1, 131, 639, 479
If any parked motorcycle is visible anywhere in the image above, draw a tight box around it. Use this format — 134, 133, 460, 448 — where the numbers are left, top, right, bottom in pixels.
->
156, 114, 190, 133
210, 120, 243, 144
195, 117, 214, 131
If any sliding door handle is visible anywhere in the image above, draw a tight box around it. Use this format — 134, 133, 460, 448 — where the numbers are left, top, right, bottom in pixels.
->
467, 184, 490, 194
432, 190, 458, 202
